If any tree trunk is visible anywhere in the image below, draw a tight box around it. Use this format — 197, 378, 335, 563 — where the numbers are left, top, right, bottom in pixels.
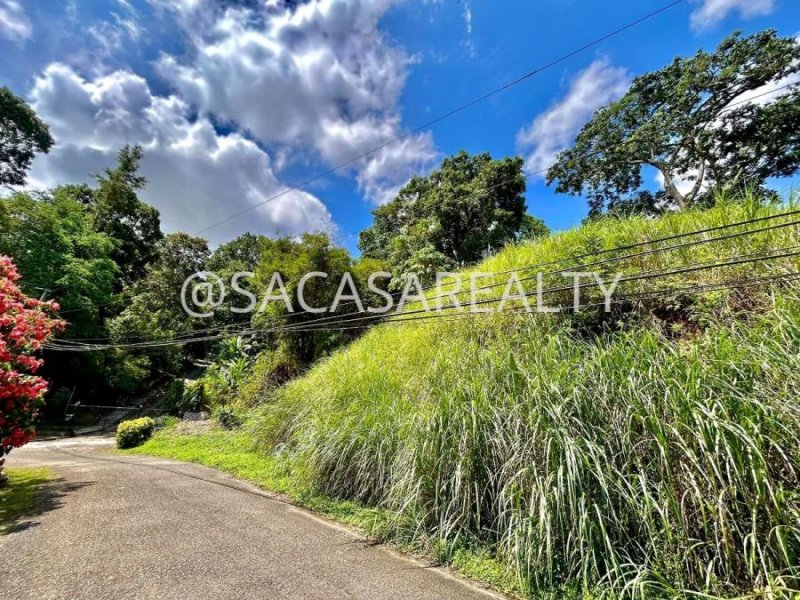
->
659, 168, 686, 208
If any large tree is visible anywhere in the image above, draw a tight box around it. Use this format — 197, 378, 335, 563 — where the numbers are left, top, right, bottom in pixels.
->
106, 233, 210, 391
0, 188, 117, 338
359, 151, 540, 284
92, 145, 162, 285
547, 30, 800, 217
0, 87, 54, 188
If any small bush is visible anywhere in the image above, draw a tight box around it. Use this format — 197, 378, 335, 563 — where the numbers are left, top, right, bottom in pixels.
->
216, 407, 242, 430
116, 417, 155, 449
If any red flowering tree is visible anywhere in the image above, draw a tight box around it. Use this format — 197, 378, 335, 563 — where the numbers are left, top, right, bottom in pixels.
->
0, 255, 64, 486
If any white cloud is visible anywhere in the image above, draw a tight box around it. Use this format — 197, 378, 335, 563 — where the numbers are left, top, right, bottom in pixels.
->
690, 0, 775, 30
155, 0, 438, 204
26, 64, 335, 245
0, 0, 31, 41
463, 2, 475, 57
88, 11, 142, 56
356, 131, 438, 204
516, 59, 631, 176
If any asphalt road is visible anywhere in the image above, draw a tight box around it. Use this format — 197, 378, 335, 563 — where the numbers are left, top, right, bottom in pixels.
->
1, 438, 499, 600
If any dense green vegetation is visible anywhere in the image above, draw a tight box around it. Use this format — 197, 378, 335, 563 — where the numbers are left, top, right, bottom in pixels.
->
359, 151, 547, 285
242, 199, 800, 598
548, 30, 800, 217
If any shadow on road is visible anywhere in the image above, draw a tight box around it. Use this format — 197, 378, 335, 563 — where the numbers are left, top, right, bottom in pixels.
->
2, 478, 93, 536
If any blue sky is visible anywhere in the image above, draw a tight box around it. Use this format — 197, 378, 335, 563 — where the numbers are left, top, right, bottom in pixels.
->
1, 0, 799, 253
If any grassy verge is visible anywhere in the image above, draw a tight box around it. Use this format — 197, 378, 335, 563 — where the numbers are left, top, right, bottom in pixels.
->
248, 199, 800, 598
135, 198, 800, 597
0, 467, 53, 535
125, 425, 524, 597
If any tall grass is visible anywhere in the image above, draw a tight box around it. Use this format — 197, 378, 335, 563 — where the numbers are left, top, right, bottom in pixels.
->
255, 195, 800, 597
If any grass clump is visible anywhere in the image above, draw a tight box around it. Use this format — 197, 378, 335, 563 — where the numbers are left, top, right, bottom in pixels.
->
0, 467, 52, 535
251, 198, 800, 598
116, 417, 155, 449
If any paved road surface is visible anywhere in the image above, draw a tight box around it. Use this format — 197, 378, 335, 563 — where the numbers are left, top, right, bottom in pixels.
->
1, 438, 499, 600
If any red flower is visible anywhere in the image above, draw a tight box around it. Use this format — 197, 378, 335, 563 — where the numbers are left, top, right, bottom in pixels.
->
0, 255, 64, 460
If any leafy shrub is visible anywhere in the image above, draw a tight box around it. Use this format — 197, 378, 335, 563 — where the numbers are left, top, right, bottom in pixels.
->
181, 380, 206, 412
216, 407, 242, 430
116, 417, 155, 449
234, 344, 301, 408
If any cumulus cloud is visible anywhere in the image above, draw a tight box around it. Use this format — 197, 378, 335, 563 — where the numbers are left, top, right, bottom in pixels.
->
516, 59, 631, 176
690, 0, 775, 30
26, 64, 335, 245
0, 0, 31, 41
155, 0, 438, 204
356, 131, 438, 204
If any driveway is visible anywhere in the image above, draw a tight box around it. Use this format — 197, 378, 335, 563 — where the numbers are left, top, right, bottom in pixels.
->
1, 438, 500, 600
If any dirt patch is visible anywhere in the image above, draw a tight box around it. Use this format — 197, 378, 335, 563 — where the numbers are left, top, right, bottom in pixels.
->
174, 420, 221, 436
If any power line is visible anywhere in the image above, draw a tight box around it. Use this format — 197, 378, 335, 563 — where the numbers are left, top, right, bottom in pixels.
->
271, 245, 800, 334
44, 245, 800, 351
262, 271, 800, 335
271, 212, 800, 333
50, 82, 798, 320
50, 208, 800, 345
60, 205, 800, 344
192, 0, 687, 236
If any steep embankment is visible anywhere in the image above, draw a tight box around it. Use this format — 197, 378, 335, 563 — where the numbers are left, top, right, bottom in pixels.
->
252, 199, 800, 598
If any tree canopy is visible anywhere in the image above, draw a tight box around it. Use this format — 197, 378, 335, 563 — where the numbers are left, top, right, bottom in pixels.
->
93, 145, 162, 285
547, 30, 800, 216
359, 151, 545, 285
0, 87, 54, 188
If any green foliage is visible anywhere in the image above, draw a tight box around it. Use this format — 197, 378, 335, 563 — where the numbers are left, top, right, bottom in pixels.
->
106, 232, 211, 390
517, 214, 549, 242
254, 199, 800, 598
252, 233, 366, 363
0, 87, 54, 187
0, 189, 118, 337
116, 417, 156, 449
92, 145, 163, 285
215, 406, 242, 430
359, 151, 534, 284
205, 233, 270, 327
179, 338, 258, 412
181, 380, 206, 413
233, 344, 302, 408
548, 30, 800, 216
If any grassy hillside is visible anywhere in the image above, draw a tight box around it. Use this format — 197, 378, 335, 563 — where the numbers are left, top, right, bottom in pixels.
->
250, 196, 800, 598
